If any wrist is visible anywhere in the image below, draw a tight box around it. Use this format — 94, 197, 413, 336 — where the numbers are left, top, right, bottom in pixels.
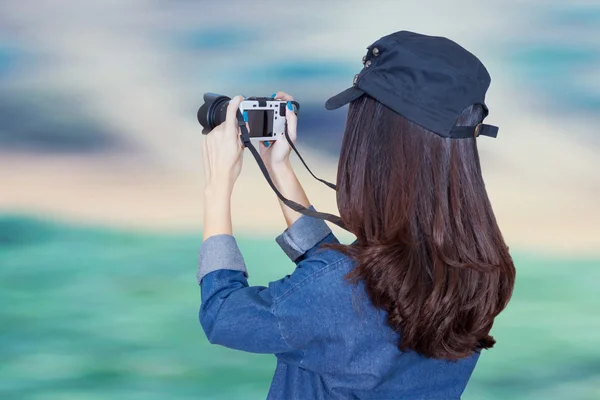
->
204, 180, 233, 199
203, 186, 233, 240
267, 159, 293, 180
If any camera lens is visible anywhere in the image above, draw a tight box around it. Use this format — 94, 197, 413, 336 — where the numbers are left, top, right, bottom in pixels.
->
197, 93, 231, 134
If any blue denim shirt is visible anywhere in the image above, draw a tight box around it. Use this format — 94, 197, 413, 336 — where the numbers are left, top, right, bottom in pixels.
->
198, 207, 479, 399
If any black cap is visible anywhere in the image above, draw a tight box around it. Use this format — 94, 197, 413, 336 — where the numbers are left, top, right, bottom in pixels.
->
325, 31, 498, 139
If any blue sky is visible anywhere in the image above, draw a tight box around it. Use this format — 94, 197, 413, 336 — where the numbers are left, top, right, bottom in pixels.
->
0, 45, 19, 77
1, 0, 599, 154
506, 4, 600, 114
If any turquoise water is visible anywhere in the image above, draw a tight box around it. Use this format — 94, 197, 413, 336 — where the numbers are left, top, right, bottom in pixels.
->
1, 215, 599, 399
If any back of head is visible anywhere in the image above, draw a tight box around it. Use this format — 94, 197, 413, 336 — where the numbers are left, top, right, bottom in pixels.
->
329, 95, 516, 360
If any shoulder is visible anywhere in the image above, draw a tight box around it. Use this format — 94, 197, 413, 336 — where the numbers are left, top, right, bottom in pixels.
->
268, 245, 352, 302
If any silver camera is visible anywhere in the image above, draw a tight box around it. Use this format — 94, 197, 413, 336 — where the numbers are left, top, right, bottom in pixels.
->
197, 94, 299, 141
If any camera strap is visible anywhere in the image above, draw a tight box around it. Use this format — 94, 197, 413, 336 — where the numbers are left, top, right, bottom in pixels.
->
236, 109, 348, 231
282, 126, 337, 190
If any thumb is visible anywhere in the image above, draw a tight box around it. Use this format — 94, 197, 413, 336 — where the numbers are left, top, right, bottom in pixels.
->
225, 95, 245, 134
258, 140, 268, 156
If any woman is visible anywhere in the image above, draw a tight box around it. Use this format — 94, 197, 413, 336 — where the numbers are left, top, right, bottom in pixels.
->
199, 31, 516, 399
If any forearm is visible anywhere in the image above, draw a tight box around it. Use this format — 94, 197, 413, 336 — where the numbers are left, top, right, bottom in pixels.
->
269, 160, 311, 228
203, 186, 233, 241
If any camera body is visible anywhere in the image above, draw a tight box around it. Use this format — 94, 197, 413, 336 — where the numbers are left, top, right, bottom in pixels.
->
197, 93, 298, 141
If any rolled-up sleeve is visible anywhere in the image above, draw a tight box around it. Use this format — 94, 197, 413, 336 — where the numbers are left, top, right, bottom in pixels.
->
197, 234, 247, 284
275, 205, 335, 262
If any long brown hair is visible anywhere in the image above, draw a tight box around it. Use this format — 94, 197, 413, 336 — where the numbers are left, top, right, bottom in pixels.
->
325, 95, 515, 360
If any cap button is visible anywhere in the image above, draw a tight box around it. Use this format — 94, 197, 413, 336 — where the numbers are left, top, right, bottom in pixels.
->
353, 74, 359, 85
372, 47, 380, 56
362, 55, 367, 64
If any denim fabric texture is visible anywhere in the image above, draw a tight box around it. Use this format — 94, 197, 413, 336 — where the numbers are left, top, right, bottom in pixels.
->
198, 207, 479, 399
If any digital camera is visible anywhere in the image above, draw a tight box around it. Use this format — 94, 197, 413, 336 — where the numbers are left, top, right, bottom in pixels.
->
197, 93, 298, 141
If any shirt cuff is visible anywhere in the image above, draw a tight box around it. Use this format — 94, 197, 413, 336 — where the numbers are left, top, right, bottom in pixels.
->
197, 234, 248, 284
275, 205, 333, 262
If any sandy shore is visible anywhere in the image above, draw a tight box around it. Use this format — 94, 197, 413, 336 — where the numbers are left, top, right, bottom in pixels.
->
1, 139, 598, 257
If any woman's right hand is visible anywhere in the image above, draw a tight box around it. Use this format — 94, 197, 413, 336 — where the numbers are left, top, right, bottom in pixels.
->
258, 92, 310, 228
259, 91, 297, 172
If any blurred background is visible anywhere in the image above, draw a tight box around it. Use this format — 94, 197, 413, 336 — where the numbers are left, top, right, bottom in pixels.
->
1, 0, 599, 399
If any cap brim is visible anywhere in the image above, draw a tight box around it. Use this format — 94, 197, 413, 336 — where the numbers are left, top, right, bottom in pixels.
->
325, 86, 365, 110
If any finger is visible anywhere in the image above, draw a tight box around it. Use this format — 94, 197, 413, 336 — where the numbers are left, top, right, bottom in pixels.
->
274, 92, 294, 101
258, 140, 270, 155
225, 95, 245, 133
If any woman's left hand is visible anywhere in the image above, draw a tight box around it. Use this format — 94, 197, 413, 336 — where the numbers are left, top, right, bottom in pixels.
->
203, 95, 245, 197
